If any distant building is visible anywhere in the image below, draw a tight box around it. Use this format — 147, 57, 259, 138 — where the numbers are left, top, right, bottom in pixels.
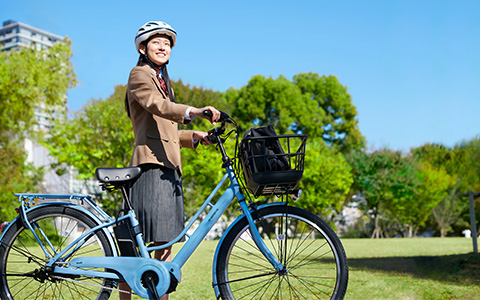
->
0, 20, 63, 51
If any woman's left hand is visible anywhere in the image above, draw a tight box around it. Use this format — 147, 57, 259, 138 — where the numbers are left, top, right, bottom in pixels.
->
193, 131, 215, 145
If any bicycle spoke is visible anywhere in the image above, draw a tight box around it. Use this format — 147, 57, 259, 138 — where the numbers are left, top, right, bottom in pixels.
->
2, 239, 48, 267
231, 273, 277, 299
293, 270, 336, 298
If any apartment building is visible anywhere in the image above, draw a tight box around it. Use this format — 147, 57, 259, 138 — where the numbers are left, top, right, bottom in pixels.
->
0, 20, 63, 51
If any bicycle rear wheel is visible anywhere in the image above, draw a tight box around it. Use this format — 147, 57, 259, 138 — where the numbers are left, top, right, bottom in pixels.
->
0, 205, 116, 300
215, 204, 348, 300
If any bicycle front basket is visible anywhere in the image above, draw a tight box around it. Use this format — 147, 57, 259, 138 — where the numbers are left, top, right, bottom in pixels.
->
239, 126, 307, 197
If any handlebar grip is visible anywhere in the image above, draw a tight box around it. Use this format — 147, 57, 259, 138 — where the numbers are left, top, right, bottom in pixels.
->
203, 110, 213, 118
203, 110, 231, 123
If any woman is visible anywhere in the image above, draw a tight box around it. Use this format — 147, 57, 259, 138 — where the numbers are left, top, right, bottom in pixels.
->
122, 21, 220, 299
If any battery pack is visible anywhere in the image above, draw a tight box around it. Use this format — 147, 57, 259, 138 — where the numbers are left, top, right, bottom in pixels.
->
113, 220, 140, 257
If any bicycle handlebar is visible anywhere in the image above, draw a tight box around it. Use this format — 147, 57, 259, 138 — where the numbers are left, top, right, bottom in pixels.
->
201, 110, 236, 166
201, 110, 233, 145
203, 110, 231, 123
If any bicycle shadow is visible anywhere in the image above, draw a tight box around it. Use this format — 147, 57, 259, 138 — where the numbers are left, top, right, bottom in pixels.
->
347, 253, 480, 285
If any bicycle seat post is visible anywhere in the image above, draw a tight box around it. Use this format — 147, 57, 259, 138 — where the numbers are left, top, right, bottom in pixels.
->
121, 185, 134, 211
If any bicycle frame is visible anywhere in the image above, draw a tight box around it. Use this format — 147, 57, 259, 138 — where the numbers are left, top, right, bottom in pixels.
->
8, 164, 285, 299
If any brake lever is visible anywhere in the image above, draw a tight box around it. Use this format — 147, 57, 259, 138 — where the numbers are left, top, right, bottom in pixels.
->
201, 134, 217, 145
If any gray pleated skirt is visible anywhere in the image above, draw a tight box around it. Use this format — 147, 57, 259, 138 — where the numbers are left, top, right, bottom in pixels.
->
129, 164, 185, 243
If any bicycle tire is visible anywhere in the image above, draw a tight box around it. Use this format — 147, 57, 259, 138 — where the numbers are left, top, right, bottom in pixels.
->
0, 205, 117, 300
215, 204, 348, 300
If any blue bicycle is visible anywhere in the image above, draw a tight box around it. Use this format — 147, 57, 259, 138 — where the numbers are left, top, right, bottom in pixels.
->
0, 112, 348, 299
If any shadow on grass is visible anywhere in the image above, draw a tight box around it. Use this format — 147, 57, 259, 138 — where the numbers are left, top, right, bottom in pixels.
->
347, 253, 480, 285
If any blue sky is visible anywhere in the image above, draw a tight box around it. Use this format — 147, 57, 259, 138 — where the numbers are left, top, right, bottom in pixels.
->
2, 0, 479, 152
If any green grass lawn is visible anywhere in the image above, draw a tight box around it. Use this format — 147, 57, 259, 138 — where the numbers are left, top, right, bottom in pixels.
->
156, 237, 480, 300
13, 237, 469, 299
341, 238, 480, 300
116, 237, 480, 299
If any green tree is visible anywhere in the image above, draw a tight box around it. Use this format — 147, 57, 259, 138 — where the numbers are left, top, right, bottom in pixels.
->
0, 39, 77, 135
227, 73, 365, 152
347, 149, 418, 238
172, 79, 228, 113
225, 73, 362, 217
173, 80, 232, 216
293, 73, 365, 152
46, 85, 134, 213
388, 162, 454, 237
180, 126, 226, 217
47, 85, 133, 177
0, 138, 44, 221
0, 39, 76, 221
295, 138, 353, 217
412, 141, 480, 236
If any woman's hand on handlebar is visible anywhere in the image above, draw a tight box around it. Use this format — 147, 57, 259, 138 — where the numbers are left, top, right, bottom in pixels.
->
193, 131, 215, 146
190, 106, 221, 125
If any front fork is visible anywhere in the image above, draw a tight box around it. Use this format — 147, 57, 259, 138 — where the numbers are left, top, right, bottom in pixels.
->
238, 200, 285, 272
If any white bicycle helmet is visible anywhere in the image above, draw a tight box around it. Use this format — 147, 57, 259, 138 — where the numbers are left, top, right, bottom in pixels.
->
135, 21, 177, 53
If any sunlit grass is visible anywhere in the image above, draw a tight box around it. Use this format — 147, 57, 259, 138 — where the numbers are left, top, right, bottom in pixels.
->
8, 237, 480, 299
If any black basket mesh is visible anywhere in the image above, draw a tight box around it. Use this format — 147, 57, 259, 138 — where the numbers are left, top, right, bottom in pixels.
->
239, 134, 307, 196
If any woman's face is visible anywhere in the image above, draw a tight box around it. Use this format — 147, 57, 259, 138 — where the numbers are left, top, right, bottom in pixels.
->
140, 35, 171, 66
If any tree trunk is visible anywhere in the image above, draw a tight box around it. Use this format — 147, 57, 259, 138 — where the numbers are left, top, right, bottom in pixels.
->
371, 214, 381, 238
440, 227, 446, 238
407, 225, 413, 238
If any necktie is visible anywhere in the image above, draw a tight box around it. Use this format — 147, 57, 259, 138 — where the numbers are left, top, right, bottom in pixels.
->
156, 73, 169, 96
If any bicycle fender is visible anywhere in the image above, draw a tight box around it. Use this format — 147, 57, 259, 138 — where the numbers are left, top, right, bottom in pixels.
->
0, 216, 19, 241
211, 201, 287, 298
0, 204, 37, 241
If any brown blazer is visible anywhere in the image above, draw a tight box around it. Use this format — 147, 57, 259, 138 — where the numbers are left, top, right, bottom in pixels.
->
127, 64, 197, 174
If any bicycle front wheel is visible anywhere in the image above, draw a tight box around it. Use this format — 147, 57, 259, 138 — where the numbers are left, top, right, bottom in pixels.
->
215, 204, 348, 300
0, 205, 117, 300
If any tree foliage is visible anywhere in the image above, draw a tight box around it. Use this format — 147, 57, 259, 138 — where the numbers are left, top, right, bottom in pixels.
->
295, 138, 353, 216
172, 79, 228, 114
0, 139, 44, 221
45, 85, 134, 213
388, 162, 454, 237
0, 40, 76, 221
0, 39, 77, 135
412, 141, 480, 236
169, 80, 232, 216
346, 149, 419, 238
227, 73, 365, 152
47, 85, 133, 178
293, 73, 365, 152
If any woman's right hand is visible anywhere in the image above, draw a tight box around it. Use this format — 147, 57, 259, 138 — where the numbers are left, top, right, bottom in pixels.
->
190, 106, 221, 125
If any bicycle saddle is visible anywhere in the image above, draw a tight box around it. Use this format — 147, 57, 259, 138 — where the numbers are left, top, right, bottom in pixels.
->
95, 167, 142, 184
